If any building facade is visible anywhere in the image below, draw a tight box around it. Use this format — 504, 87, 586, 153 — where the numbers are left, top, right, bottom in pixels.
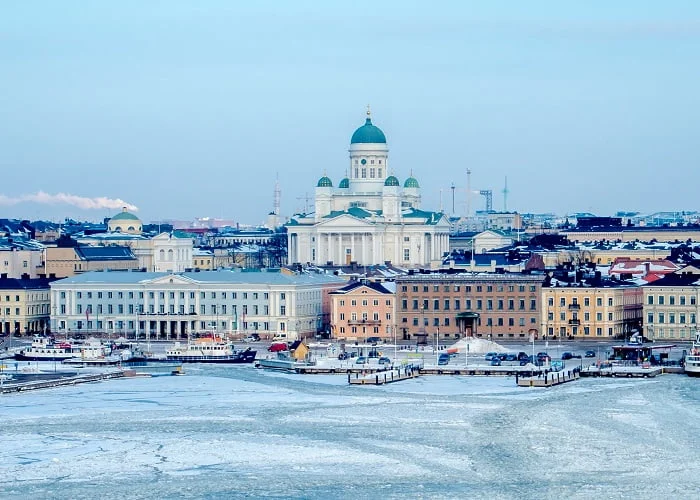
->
396, 273, 543, 342
50, 270, 344, 341
330, 280, 396, 342
44, 246, 140, 278
0, 276, 54, 335
642, 271, 700, 341
541, 283, 643, 340
287, 110, 451, 268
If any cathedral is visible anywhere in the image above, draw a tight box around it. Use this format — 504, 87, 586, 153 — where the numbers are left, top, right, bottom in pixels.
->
287, 109, 450, 268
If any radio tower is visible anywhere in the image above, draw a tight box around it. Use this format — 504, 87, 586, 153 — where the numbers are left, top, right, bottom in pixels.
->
273, 173, 281, 215
466, 169, 472, 217
502, 176, 509, 212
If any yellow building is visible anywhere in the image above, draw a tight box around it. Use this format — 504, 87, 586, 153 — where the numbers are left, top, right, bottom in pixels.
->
542, 283, 642, 340
44, 246, 140, 278
642, 270, 700, 341
0, 276, 54, 336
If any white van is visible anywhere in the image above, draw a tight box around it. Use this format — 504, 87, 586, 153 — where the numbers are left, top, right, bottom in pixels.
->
272, 333, 291, 342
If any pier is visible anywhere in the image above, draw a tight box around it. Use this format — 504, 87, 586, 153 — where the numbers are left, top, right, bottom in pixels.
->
1, 370, 125, 394
348, 363, 421, 385
516, 368, 581, 387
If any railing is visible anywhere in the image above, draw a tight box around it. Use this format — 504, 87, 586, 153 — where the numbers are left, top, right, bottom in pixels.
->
568, 319, 580, 325
568, 304, 580, 310
347, 319, 382, 326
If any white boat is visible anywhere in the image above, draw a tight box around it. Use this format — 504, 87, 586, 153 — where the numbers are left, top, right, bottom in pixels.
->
685, 331, 700, 377
14, 336, 78, 361
163, 337, 256, 364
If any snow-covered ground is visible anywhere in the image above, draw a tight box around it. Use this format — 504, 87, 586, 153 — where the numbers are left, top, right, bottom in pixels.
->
1, 365, 699, 499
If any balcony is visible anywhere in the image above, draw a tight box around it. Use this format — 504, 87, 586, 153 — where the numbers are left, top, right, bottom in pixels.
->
568, 304, 581, 310
347, 319, 382, 326
568, 319, 580, 325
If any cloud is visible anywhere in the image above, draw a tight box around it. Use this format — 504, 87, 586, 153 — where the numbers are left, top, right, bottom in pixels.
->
0, 191, 138, 211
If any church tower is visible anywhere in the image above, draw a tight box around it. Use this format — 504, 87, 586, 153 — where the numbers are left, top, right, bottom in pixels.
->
348, 106, 389, 194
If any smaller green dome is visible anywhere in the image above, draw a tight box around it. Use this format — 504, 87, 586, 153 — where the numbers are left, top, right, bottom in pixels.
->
317, 176, 333, 187
338, 178, 350, 188
110, 209, 140, 221
384, 176, 400, 187
404, 177, 420, 188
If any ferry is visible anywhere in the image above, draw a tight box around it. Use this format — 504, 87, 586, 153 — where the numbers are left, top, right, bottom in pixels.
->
14, 336, 78, 362
163, 337, 257, 364
685, 331, 700, 377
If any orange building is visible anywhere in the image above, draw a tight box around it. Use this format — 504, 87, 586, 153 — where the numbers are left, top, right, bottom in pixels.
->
330, 280, 396, 342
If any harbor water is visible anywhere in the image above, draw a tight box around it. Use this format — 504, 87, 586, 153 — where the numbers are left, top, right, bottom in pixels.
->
1, 364, 699, 499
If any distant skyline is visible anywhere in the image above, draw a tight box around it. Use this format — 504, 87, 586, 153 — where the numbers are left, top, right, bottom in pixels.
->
2, 1, 699, 224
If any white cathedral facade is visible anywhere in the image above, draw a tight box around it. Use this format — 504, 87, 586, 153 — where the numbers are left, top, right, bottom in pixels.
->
287, 110, 451, 268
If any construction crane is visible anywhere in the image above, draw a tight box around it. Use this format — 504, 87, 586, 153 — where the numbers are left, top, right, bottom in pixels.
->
479, 190, 493, 212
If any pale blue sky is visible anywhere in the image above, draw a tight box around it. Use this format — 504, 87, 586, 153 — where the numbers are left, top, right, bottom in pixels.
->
1, 1, 699, 223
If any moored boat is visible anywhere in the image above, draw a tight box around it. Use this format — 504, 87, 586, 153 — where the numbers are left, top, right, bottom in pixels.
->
14, 336, 78, 362
162, 337, 256, 364
685, 331, 700, 377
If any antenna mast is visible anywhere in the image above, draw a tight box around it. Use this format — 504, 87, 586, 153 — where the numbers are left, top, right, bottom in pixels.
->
466, 169, 472, 217
273, 173, 281, 215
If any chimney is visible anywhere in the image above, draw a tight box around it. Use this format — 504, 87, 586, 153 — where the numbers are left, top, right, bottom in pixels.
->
644, 262, 651, 276
21, 273, 30, 280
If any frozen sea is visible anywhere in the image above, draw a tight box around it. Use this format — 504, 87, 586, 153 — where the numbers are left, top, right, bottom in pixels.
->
1, 366, 699, 500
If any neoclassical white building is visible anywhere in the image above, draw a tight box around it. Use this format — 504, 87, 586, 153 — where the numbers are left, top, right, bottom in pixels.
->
287, 110, 450, 268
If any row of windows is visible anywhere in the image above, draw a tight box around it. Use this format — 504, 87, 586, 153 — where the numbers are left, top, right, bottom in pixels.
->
547, 312, 614, 321
547, 326, 612, 336
338, 299, 392, 307
353, 158, 383, 165
400, 284, 538, 293
400, 316, 537, 327
67, 291, 278, 301
547, 297, 613, 307
65, 303, 284, 316
338, 312, 391, 321
647, 295, 696, 305
401, 298, 537, 311
353, 167, 384, 179
647, 312, 696, 324
69, 320, 271, 331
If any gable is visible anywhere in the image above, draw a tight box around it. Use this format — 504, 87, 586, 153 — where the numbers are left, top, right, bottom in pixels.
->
146, 274, 198, 286
315, 214, 375, 228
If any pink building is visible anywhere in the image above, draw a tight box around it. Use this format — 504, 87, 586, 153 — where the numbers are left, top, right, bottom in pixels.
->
330, 281, 396, 342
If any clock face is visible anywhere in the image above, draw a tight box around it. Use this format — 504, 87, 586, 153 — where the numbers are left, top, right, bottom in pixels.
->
361, 159, 367, 165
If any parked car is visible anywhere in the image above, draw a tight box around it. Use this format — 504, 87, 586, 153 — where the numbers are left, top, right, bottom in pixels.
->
520, 356, 533, 366
517, 352, 529, 361
504, 353, 518, 362
438, 353, 450, 366
485, 352, 498, 361
585, 350, 596, 358
366, 336, 382, 345
243, 334, 261, 343
268, 342, 288, 352
378, 357, 391, 365
338, 352, 350, 360
561, 352, 574, 360
355, 356, 367, 364
490, 358, 502, 366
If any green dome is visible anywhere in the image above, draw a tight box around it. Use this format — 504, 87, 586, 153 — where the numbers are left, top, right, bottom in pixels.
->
110, 210, 140, 221
351, 117, 386, 144
404, 177, 420, 188
317, 176, 333, 187
384, 175, 400, 187
338, 178, 350, 188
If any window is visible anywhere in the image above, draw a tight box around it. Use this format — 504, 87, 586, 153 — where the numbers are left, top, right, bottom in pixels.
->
680, 296, 686, 305
280, 305, 286, 315
530, 300, 537, 310
596, 298, 602, 306
454, 299, 460, 310
403, 248, 410, 261
608, 298, 613, 306
584, 297, 590, 306
280, 293, 286, 300
658, 295, 665, 305
433, 300, 439, 310
658, 313, 665, 323
560, 298, 565, 307
444, 299, 450, 310
669, 296, 675, 305
486, 300, 493, 310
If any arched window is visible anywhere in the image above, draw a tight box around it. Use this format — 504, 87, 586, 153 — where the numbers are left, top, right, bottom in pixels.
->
159, 249, 165, 261
168, 249, 174, 261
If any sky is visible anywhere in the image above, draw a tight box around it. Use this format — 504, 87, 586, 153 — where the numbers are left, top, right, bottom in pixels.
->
1, 1, 699, 225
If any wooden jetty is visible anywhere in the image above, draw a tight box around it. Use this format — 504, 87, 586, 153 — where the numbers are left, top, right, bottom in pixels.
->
348, 363, 421, 385
516, 369, 581, 388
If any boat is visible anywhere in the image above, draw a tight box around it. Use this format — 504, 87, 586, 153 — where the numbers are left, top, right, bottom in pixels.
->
162, 337, 256, 364
14, 336, 79, 361
685, 331, 700, 377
